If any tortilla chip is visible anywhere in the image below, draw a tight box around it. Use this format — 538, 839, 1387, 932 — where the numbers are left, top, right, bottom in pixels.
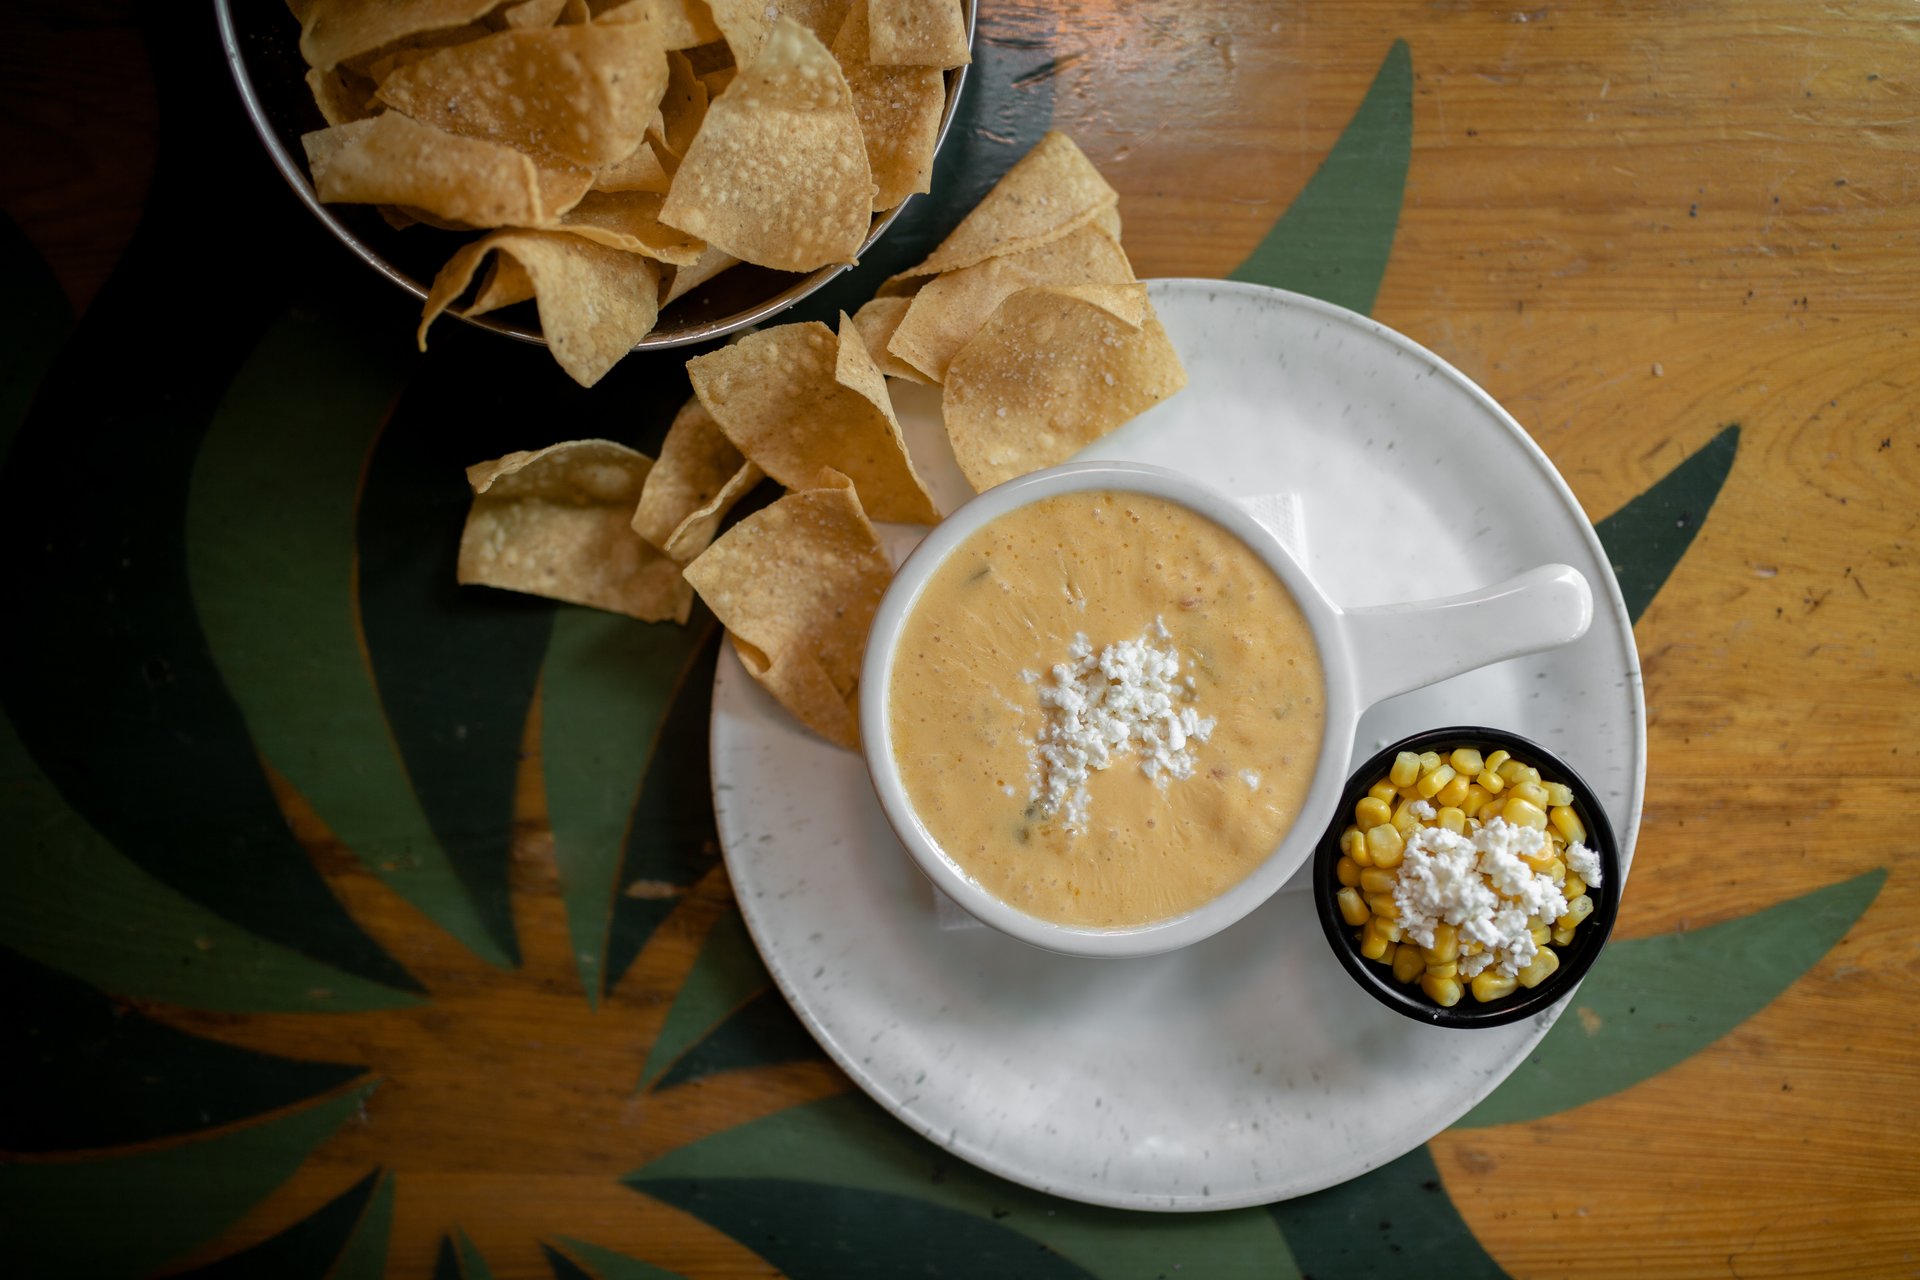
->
558, 190, 705, 264
301, 0, 505, 70
632, 397, 764, 561
833, 0, 943, 211
698, 64, 737, 96
468, 255, 537, 315
943, 284, 1187, 491
420, 231, 662, 387
867, 0, 969, 68
887, 222, 1134, 382
303, 114, 555, 228
594, 139, 673, 193
650, 50, 710, 160
889, 131, 1117, 283
682, 468, 890, 748
659, 18, 873, 270
593, 0, 723, 47
848, 296, 927, 382
687, 317, 938, 522
708, 0, 850, 66
305, 65, 379, 125
376, 24, 670, 168
460, 440, 692, 621
663, 244, 740, 302
501, 0, 568, 27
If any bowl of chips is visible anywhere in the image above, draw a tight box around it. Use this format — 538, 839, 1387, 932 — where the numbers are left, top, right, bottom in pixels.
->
217, 0, 975, 384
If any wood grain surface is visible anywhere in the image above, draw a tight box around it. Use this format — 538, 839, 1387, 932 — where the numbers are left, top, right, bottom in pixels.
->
1, 1, 1915, 1277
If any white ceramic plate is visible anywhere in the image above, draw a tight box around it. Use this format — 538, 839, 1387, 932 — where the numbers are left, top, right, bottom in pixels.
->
710, 280, 1645, 1211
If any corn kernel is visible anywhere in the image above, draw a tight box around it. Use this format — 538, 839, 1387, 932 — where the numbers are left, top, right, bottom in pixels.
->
1360, 867, 1397, 896
1461, 784, 1490, 816
1503, 797, 1548, 830
1392, 943, 1425, 984
1511, 780, 1550, 809
1421, 973, 1463, 1007
1518, 846, 1556, 873
1484, 749, 1510, 773
1520, 765, 1541, 784
1476, 768, 1505, 794
1368, 780, 1398, 805
1479, 798, 1506, 823
1437, 806, 1467, 834
1382, 921, 1404, 943
1360, 930, 1391, 961
1550, 805, 1587, 844
1557, 894, 1594, 930
1551, 924, 1575, 946
1546, 857, 1567, 885
1391, 798, 1422, 835
1471, 971, 1519, 1003
1417, 763, 1457, 799
1433, 774, 1470, 809
1418, 751, 1442, 774
1496, 758, 1527, 784
1356, 797, 1392, 830
1390, 751, 1421, 789
1336, 856, 1362, 888
1449, 747, 1485, 775
1530, 924, 1551, 945
1423, 959, 1459, 979
1564, 871, 1587, 899
1366, 822, 1405, 868
1336, 887, 1369, 927
1366, 894, 1400, 920
1341, 827, 1373, 867
1427, 922, 1460, 962
1544, 782, 1574, 808
1517, 947, 1561, 988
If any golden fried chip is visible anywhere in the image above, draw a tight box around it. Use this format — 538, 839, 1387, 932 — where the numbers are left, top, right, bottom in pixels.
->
303, 114, 553, 228
887, 222, 1134, 382
468, 255, 537, 315
594, 139, 673, 193
658, 18, 873, 270
848, 296, 927, 382
663, 245, 740, 302
649, 50, 709, 160
687, 318, 938, 522
632, 397, 764, 561
558, 191, 705, 265
889, 131, 1117, 282
376, 24, 670, 168
833, 0, 943, 211
708, 0, 850, 66
682, 468, 890, 748
460, 440, 691, 622
301, 0, 504, 70
867, 0, 969, 68
943, 284, 1187, 491
594, 0, 723, 47
501, 0, 568, 27
304, 66, 378, 125
698, 64, 737, 96
420, 231, 662, 387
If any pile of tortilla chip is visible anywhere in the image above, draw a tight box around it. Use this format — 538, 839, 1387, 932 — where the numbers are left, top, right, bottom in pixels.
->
290, 0, 968, 386
456, 130, 1184, 752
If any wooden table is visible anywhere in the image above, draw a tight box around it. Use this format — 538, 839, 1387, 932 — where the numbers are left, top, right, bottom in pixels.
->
2, 2, 1915, 1277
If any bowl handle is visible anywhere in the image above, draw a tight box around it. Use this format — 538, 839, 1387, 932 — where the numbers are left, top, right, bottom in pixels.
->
1340, 564, 1593, 709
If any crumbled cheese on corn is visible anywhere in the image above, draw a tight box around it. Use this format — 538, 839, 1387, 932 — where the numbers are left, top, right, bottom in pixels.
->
1392, 819, 1570, 979
1028, 623, 1215, 832
1565, 840, 1603, 887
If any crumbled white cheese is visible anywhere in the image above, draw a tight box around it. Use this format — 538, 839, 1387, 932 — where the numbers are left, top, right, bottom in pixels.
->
1565, 841, 1603, 887
1392, 819, 1571, 978
1408, 799, 1437, 820
1028, 623, 1216, 832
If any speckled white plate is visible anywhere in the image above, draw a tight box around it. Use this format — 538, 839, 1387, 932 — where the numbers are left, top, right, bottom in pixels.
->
709, 280, 1645, 1211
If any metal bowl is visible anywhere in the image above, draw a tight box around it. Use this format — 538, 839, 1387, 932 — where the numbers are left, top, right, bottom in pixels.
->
214, 0, 974, 351
1312, 725, 1623, 1029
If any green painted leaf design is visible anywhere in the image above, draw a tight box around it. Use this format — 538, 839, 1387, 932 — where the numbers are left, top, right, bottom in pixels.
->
626, 1094, 1296, 1278
655, 988, 822, 1091
0, 710, 420, 1014
1230, 40, 1412, 316
551, 1237, 689, 1280
0, 208, 72, 454
1458, 868, 1885, 1128
1594, 424, 1740, 624
454, 1227, 497, 1279
0, 946, 363, 1152
542, 609, 714, 1003
1266, 1144, 1505, 1279
0, 1084, 374, 1278
328, 1170, 397, 1280
170, 1167, 380, 1279
187, 306, 512, 969
638, 911, 802, 1089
